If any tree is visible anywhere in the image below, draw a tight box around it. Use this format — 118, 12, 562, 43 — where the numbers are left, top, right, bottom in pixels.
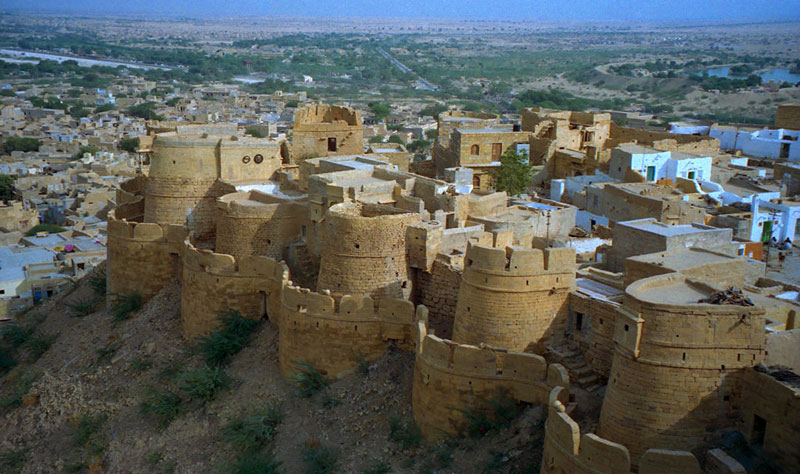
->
424, 129, 437, 140
165, 97, 181, 107
72, 145, 100, 160
419, 103, 447, 118
127, 102, 164, 121
368, 135, 385, 144
492, 149, 533, 197
3, 136, 41, 154
388, 134, 405, 145
0, 174, 14, 203
368, 102, 391, 121
95, 103, 116, 113
118, 137, 139, 153
406, 139, 431, 153
245, 127, 265, 138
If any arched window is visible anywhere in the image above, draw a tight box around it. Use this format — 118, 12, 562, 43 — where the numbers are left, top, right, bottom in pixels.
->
470, 144, 480, 155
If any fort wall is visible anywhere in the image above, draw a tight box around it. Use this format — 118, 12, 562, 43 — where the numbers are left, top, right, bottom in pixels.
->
316, 202, 422, 304
412, 322, 570, 440
451, 242, 576, 352
598, 274, 766, 467
292, 105, 363, 159
215, 191, 307, 260
607, 123, 719, 154
114, 175, 147, 222
567, 290, 620, 379
180, 242, 288, 339
541, 387, 709, 474
278, 285, 424, 378
106, 217, 187, 306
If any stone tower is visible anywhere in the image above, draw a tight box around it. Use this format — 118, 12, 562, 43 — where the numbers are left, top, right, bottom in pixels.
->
597, 274, 765, 467
292, 104, 363, 160
316, 202, 422, 305
451, 241, 575, 352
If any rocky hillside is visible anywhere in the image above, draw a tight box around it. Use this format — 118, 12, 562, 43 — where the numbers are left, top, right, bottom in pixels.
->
0, 267, 548, 474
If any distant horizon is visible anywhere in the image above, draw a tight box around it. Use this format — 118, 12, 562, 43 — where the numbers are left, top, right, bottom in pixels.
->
5, 0, 800, 23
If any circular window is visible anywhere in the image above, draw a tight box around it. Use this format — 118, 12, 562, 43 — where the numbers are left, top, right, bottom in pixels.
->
254, 154, 264, 164
242, 155, 251, 163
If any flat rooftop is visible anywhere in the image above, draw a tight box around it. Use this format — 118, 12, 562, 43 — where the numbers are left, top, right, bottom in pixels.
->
619, 219, 720, 237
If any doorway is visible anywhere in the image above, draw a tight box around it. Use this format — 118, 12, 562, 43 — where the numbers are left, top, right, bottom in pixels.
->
780, 143, 790, 159
646, 166, 656, 181
687, 171, 696, 179
327, 137, 337, 152
492, 143, 502, 161
761, 220, 773, 243
752, 414, 767, 447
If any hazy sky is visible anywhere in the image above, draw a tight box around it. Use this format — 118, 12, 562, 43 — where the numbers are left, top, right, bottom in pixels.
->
6, 0, 800, 22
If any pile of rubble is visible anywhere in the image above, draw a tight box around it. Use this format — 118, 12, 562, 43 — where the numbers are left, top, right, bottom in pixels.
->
698, 287, 754, 306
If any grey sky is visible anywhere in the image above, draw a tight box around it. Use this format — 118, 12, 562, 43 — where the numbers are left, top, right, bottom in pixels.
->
6, 0, 800, 21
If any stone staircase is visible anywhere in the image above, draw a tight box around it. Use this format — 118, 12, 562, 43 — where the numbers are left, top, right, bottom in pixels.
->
548, 343, 602, 393
287, 241, 317, 289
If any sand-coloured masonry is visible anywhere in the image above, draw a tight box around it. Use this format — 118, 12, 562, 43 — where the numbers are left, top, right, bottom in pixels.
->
316, 202, 422, 304
412, 321, 570, 439
215, 191, 306, 260
598, 274, 765, 467
106, 217, 187, 306
180, 242, 288, 339
451, 241, 575, 352
278, 286, 424, 378
541, 387, 713, 474
292, 104, 363, 159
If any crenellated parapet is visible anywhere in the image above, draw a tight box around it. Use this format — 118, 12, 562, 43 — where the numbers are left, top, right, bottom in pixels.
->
277, 284, 426, 378
541, 387, 712, 474
598, 274, 766, 468
452, 241, 576, 352
181, 241, 289, 339
115, 175, 147, 221
412, 320, 570, 440
106, 217, 187, 307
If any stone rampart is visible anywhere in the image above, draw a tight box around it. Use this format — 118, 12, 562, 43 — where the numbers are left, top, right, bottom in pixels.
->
215, 191, 307, 260
106, 217, 187, 306
541, 387, 706, 474
451, 242, 576, 352
278, 285, 425, 378
598, 274, 766, 467
317, 202, 422, 304
180, 242, 289, 339
412, 322, 570, 439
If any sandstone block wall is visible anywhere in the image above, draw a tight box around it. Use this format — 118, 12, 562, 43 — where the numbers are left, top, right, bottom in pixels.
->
278, 285, 424, 378
567, 291, 619, 378
774, 104, 800, 131
541, 387, 708, 474
607, 123, 719, 154
180, 242, 288, 339
451, 242, 576, 353
114, 175, 147, 222
316, 202, 422, 304
292, 105, 363, 159
413, 259, 462, 339
106, 217, 187, 306
598, 275, 766, 467
412, 322, 569, 440
215, 191, 307, 260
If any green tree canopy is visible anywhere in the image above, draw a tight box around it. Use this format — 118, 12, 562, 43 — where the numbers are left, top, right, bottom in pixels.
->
244, 127, 265, 138
492, 149, 533, 197
368, 135, 385, 144
127, 102, 164, 121
387, 134, 405, 145
406, 139, 431, 154
419, 103, 447, 118
368, 102, 391, 120
3, 136, 41, 154
0, 174, 15, 203
72, 145, 100, 160
118, 137, 139, 153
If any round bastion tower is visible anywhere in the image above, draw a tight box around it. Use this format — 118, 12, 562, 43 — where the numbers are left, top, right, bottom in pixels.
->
598, 274, 765, 468
316, 202, 422, 305
144, 133, 222, 242
451, 241, 575, 353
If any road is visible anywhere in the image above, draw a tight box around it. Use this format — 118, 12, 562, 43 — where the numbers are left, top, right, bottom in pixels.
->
376, 47, 437, 91
0, 48, 178, 71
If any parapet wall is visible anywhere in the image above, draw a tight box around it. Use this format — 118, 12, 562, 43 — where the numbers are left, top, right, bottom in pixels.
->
451, 242, 576, 352
316, 202, 422, 304
106, 217, 187, 306
115, 175, 147, 221
542, 387, 707, 474
412, 321, 570, 440
144, 177, 222, 242
598, 274, 766, 467
278, 285, 425, 378
181, 242, 288, 339
607, 123, 719, 154
215, 191, 307, 260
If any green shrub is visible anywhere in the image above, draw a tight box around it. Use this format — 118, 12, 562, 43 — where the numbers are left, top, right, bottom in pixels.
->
129, 357, 154, 372
87, 269, 107, 296
223, 402, 284, 452
352, 349, 369, 378
388, 415, 422, 449
195, 310, 260, 366
457, 389, 521, 438
24, 223, 67, 236
221, 452, 281, 474
0, 348, 16, 375
26, 333, 55, 359
118, 137, 139, 153
179, 365, 229, 403
95, 342, 120, 365
70, 413, 108, 457
301, 444, 339, 474
0, 370, 39, 409
0, 323, 33, 348
361, 459, 391, 474
140, 387, 183, 428
0, 447, 27, 474
68, 298, 96, 317
110, 291, 142, 321
244, 127, 265, 138
321, 395, 340, 410
290, 360, 329, 398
